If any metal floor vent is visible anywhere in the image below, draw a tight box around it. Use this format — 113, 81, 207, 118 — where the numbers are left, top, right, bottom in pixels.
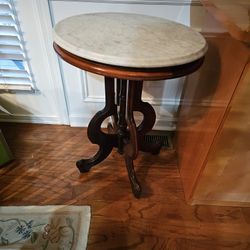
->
143, 131, 174, 149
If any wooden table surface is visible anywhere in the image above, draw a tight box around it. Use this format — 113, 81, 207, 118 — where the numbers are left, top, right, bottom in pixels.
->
202, 0, 250, 43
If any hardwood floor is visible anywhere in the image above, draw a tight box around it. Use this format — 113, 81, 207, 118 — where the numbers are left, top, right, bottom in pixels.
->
0, 123, 250, 250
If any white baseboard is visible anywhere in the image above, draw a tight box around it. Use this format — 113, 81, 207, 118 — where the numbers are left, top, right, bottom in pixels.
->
1, 114, 107, 128
69, 114, 176, 130
0, 113, 176, 130
0, 114, 63, 125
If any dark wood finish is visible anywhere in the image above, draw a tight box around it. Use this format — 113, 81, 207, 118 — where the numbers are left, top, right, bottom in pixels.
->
1, 123, 250, 249
76, 77, 117, 172
117, 79, 127, 154
53, 42, 204, 198
76, 77, 162, 197
53, 43, 205, 81
124, 81, 141, 198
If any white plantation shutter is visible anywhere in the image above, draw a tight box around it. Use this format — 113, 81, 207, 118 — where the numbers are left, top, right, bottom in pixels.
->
0, 0, 33, 91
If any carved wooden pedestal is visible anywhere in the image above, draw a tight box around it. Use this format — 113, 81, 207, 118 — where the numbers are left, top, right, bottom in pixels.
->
54, 43, 204, 198
76, 77, 160, 197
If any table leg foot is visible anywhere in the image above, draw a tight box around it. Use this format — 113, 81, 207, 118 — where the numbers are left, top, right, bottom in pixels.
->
76, 145, 113, 172
125, 156, 141, 198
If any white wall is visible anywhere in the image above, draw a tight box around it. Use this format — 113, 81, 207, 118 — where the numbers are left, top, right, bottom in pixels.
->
0, 0, 225, 129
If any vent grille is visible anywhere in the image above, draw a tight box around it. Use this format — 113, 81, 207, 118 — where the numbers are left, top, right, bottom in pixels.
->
143, 131, 174, 149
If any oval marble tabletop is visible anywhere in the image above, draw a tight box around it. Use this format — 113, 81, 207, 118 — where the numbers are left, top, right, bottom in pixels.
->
53, 13, 207, 68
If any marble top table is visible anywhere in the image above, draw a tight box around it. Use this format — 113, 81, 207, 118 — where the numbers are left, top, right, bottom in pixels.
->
53, 13, 207, 198
53, 13, 207, 68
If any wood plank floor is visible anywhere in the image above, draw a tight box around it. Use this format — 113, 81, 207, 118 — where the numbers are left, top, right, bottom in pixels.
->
0, 123, 250, 250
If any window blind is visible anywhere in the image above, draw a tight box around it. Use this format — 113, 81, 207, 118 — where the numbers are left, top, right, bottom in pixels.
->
0, 0, 33, 91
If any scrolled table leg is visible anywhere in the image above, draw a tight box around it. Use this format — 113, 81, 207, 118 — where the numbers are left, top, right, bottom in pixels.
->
77, 77, 118, 172
124, 157, 141, 198
124, 81, 142, 198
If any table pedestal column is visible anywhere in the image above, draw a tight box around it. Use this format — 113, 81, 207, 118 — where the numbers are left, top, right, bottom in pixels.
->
76, 76, 161, 198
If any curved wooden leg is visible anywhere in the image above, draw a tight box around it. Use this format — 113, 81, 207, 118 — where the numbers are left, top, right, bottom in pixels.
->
76, 145, 113, 172
77, 77, 117, 173
124, 81, 141, 198
125, 156, 141, 198
133, 81, 162, 155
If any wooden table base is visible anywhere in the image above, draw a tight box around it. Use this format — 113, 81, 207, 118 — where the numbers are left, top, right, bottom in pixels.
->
53, 43, 205, 198
76, 77, 161, 198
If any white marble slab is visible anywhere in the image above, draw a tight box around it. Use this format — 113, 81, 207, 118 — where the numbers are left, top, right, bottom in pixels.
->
53, 13, 207, 68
